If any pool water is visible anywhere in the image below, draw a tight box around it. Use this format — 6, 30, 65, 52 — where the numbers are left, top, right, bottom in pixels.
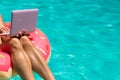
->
0, 0, 120, 80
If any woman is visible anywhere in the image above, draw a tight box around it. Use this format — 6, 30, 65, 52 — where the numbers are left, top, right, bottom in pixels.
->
0, 15, 55, 80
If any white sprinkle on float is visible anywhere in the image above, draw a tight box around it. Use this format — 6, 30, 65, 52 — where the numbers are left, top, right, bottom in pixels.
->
36, 46, 39, 49
39, 48, 47, 55
40, 37, 46, 39
31, 41, 35, 43
35, 31, 38, 34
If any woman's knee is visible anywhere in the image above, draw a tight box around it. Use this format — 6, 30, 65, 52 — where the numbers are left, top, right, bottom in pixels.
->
9, 38, 22, 48
20, 36, 29, 42
20, 36, 32, 46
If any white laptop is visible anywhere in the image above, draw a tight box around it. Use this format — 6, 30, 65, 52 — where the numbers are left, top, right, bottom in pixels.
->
0, 9, 38, 37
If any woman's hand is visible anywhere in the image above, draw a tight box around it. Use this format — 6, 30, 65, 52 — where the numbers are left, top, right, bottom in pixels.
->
0, 27, 10, 33
0, 27, 10, 43
0, 27, 10, 49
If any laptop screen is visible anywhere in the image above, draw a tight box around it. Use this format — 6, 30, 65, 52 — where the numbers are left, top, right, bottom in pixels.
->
10, 9, 38, 37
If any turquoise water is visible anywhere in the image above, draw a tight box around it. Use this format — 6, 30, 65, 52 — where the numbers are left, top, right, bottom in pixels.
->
0, 0, 120, 80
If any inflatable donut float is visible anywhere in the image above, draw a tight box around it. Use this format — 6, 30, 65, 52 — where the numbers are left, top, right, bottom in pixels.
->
0, 23, 51, 79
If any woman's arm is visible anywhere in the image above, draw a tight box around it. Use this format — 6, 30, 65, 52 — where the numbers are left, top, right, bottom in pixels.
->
0, 15, 10, 48
0, 15, 4, 44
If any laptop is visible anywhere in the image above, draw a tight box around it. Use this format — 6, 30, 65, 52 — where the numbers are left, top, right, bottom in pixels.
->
0, 9, 38, 37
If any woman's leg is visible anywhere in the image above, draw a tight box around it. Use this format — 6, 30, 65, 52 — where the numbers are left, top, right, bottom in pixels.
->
9, 38, 35, 80
20, 36, 55, 80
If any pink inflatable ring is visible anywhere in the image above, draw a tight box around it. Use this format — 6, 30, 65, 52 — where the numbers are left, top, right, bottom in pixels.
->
0, 23, 51, 79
